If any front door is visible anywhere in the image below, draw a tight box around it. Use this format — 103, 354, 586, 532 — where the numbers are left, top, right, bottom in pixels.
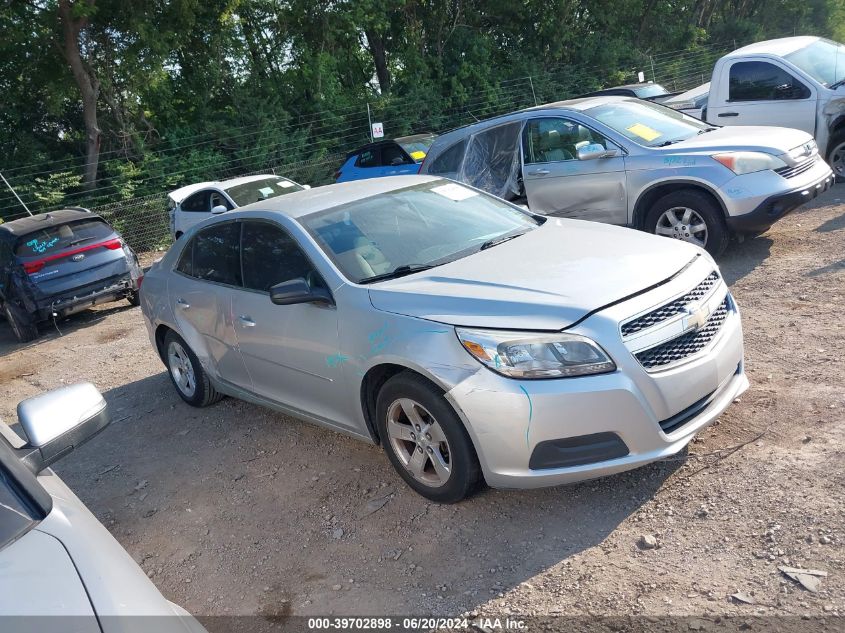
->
522, 117, 628, 224
710, 60, 817, 135
231, 220, 345, 427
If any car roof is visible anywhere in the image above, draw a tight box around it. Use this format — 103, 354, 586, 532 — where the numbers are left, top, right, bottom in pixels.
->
226, 175, 444, 219
168, 174, 289, 202
725, 36, 820, 59
0, 209, 104, 239
395, 133, 436, 143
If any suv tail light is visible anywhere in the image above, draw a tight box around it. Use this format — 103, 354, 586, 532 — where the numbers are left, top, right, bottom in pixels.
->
23, 261, 45, 274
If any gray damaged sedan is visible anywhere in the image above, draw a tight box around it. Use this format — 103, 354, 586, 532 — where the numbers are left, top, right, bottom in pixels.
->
141, 176, 748, 502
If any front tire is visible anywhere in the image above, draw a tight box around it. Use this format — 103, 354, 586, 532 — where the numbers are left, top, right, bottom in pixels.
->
645, 190, 729, 257
163, 331, 224, 407
376, 372, 481, 503
3, 302, 38, 343
826, 130, 845, 182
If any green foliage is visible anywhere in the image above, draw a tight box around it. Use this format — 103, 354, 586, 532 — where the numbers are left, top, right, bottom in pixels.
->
0, 0, 843, 235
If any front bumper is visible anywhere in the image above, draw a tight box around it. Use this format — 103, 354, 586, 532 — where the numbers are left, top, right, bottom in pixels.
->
726, 169, 834, 233
445, 281, 747, 489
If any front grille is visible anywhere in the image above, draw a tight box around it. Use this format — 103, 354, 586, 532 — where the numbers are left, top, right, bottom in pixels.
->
621, 271, 720, 337
775, 156, 816, 179
635, 297, 730, 370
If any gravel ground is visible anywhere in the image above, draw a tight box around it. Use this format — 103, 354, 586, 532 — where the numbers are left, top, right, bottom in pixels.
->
1, 190, 843, 622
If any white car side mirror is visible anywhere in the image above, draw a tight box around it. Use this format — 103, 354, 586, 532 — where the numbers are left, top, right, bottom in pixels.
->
302, 184, 311, 190
211, 205, 228, 214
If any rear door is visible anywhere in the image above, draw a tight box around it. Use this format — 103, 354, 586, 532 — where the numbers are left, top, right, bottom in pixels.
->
16, 218, 129, 301
521, 117, 628, 223
709, 59, 817, 134
168, 221, 250, 387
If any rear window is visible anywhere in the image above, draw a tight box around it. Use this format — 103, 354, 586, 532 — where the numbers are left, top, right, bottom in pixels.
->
428, 140, 467, 175
225, 177, 303, 207
15, 219, 114, 258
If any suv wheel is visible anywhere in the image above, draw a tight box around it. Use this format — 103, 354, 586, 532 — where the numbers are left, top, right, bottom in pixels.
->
645, 190, 729, 257
827, 130, 845, 182
163, 331, 224, 407
2, 302, 38, 343
376, 372, 481, 503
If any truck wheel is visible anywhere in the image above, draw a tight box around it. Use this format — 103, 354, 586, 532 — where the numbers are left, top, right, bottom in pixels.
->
3, 302, 38, 343
826, 131, 845, 182
645, 190, 729, 257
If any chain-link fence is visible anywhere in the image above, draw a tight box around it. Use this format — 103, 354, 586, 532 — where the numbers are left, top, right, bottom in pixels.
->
1, 38, 750, 255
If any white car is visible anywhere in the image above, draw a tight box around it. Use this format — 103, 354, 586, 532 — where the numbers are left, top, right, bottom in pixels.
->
168, 174, 307, 238
0, 383, 206, 631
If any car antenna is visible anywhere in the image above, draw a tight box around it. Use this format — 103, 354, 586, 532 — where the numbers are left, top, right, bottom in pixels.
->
0, 170, 33, 216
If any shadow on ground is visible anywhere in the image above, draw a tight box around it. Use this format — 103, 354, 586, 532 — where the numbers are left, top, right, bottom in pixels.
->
55, 371, 683, 618
718, 235, 773, 286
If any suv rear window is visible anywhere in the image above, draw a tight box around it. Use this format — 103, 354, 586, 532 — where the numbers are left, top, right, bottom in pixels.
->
15, 219, 114, 257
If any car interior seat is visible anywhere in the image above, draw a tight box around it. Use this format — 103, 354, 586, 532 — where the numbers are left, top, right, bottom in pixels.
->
542, 130, 574, 162
349, 236, 391, 279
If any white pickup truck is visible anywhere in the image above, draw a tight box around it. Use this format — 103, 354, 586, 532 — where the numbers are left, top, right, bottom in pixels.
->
669, 36, 845, 177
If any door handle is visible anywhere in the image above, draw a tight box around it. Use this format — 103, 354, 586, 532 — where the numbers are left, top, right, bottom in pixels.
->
529, 169, 550, 176
176, 298, 190, 309
238, 315, 256, 327
718, 112, 739, 117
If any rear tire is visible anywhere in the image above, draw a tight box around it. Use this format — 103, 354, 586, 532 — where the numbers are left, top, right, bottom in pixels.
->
826, 130, 845, 182
645, 190, 729, 257
2, 302, 38, 343
127, 290, 141, 307
376, 372, 481, 503
163, 331, 224, 407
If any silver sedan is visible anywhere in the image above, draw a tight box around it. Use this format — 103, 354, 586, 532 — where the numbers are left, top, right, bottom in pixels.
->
140, 176, 748, 502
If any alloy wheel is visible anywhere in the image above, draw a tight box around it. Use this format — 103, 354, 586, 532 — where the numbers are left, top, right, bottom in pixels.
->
167, 341, 196, 397
385, 398, 452, 488
655, 206, 708, 248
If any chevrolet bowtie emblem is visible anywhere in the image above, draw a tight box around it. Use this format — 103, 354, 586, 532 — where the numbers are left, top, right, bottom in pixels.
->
684, 305, 710, 331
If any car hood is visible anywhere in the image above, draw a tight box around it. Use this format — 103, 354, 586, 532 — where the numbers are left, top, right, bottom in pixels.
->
367, 219, 700, 330
668, 125, 812, 155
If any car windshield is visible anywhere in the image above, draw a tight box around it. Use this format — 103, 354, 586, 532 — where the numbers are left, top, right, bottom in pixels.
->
634, 84, 669, 98
14, 218, 114, 258
301, 181, 540, 283
225, 177, 303, 206
397, 137, 436, 162
784, 38, 845, 87
587, 100, 711, 147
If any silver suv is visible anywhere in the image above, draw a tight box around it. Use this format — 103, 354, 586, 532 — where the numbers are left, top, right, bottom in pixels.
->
420, 96, 833, 255
141, 176, 747, 503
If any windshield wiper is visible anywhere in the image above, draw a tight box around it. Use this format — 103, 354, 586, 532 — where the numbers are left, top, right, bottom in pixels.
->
829, 78, 845, 90
480, 231, 529, 251
66, 236, 96, 247
698, 127, 717, 134
358, 263, 437, 284
654, 137, 687, 147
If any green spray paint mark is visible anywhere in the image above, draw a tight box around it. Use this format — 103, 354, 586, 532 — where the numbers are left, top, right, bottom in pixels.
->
519, 385, 533, 448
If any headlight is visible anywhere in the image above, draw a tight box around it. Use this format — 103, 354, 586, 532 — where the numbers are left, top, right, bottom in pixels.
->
456, 328, 616, 379
712, 152, 786, 175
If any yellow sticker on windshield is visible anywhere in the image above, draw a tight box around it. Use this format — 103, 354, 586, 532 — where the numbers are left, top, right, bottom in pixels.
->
410, 150, 427, 161
626, 123, 662, 142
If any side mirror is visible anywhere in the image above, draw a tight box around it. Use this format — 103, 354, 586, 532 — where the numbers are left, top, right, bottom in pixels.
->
576, 143, 619, 161
269, 277, 333, 306
210, 204, 228, 215
15, 383, 109, 474
302, 184, 311, 190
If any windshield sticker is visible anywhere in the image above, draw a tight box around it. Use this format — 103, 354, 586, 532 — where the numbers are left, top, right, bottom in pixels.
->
410, 150, 427, 161
258, 186, 275, 198
26, 237, 60, 254
431, 183, 478, 201
277, 180, 296, 188
626, 123, 662, 142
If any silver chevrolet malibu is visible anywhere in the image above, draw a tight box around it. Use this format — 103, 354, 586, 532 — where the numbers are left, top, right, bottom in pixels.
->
141, 175, 748, 502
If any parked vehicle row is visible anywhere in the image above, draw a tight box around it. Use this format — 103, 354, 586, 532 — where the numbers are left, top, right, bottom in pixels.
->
335, 133, 436, 182
141, 175, 748, 503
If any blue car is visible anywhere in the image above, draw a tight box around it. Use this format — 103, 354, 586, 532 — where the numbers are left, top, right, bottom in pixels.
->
335, 134, 436, 182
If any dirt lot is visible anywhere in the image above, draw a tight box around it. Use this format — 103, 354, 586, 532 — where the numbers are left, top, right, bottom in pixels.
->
1, 191, 843, 622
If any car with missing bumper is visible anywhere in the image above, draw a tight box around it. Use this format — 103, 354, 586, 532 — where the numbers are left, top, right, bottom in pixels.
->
140, 175, 747, 502
419, 96, 833, 256
0, 208, 143, 343
0, 383, 206, 631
